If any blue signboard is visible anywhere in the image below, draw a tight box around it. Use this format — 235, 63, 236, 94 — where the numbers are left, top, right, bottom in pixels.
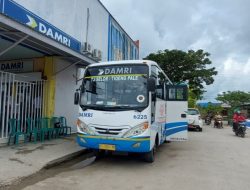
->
0, 0, 81, 52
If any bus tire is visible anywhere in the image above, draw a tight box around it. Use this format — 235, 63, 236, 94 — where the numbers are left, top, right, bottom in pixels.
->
93, 149, 105, 160
144, 144, 156, 163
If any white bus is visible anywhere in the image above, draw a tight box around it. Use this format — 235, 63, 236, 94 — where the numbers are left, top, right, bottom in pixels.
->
74, 60, 188, 162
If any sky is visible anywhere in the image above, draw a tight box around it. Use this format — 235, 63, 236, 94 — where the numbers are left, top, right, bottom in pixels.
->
101, 0, 250, 102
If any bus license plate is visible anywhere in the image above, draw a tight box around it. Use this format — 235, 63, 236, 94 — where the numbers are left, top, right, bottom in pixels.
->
99, 144, 116, 151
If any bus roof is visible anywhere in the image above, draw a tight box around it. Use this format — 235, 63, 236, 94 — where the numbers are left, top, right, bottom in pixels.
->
87, 60, 172, 84
88, 60, 157, 67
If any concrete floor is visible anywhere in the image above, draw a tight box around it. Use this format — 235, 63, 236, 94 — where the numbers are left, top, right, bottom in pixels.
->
14, 125, 250, 190
0, 135, 83, 188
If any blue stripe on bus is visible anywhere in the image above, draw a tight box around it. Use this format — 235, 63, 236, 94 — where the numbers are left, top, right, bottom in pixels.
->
165, 126, 187, 136
77, 135, 150, 153
165, 122, 187, 129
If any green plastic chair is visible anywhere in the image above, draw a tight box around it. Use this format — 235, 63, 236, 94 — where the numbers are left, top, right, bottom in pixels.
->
26, 118, 40, 143
59, 116, 72, 136
8, 119, 28, 145
51, 117, 63, 138
36, 117, 53, 142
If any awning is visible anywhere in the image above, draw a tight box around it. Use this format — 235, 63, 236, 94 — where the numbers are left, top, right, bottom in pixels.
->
0, 0, 96, 66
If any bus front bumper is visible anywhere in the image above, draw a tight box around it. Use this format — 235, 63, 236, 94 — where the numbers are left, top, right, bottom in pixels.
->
77, 134, 150, 153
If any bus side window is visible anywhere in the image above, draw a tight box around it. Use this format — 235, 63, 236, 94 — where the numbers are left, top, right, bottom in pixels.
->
166, 85, 187, 101
156, 85, 164, 99
176, 88, 184, 100
168, 88, 176, 100
155, 70, 165, 100
177, 87, 188, 101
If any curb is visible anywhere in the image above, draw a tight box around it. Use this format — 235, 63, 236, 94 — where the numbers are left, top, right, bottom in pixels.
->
0, 149, 90, 189
43, 148, 88, 169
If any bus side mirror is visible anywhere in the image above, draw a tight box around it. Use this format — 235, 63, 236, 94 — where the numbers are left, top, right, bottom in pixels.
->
74, 91, 80, 105
152, 93, 156, 102
148, 77, 156, 92
79, 84, 85, 92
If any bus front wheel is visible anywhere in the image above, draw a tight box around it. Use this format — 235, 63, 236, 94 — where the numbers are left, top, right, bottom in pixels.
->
93, 149, 105, 160
144, 144, 156, 163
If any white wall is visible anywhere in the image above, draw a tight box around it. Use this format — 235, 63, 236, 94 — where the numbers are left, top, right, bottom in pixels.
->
54, 57, 81, 132
14, 0, 109, 61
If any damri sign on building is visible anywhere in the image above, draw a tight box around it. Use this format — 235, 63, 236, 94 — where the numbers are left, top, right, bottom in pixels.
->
0, 0, 81, 52
26, 15, 72, 47
0, 59, 33, 73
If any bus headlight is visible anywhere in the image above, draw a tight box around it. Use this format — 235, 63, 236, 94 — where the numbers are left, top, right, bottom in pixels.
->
77, 119, 95, 135
123, 122, 149, 138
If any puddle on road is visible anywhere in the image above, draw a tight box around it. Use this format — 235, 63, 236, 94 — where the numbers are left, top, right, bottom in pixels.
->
2, 151, 96, 190
15, 144, 56, 155
9, 158, 25, 164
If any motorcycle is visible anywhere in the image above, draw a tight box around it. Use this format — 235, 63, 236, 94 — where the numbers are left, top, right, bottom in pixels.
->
234, 122, 246, 138
214, 118, 223, 128
205, 116, 212, 125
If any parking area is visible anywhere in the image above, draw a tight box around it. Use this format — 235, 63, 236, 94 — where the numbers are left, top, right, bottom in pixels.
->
6, 124, 250, 190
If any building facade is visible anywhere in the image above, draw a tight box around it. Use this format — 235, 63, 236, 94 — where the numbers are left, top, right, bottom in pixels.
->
0, 0, 139, 143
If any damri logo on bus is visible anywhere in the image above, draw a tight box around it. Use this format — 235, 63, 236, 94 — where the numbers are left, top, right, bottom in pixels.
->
98, 67, 133, 75
26, 15, 71, 47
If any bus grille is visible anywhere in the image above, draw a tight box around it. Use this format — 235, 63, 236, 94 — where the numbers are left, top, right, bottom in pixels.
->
93, 126, 128, 136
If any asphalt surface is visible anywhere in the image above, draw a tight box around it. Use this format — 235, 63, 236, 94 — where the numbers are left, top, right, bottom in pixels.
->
10, 125, 250, 190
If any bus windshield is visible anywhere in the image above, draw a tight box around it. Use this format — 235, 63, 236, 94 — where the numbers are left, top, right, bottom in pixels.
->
80, 64, 149, 111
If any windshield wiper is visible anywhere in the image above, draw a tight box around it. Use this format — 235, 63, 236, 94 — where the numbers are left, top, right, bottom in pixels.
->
80, 105, 106, 111
107, 105, 146, 112
85, 90, 98, 95
80, 105, 146, 112
135, 107, 146, 112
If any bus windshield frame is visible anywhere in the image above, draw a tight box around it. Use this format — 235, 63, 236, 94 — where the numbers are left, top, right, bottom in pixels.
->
80, 64, 149, 111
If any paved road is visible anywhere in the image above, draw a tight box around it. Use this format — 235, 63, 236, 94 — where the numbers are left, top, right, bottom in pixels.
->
18, 125, 250, 190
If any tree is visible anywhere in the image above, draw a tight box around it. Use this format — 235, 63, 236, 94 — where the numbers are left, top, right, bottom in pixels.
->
216, 91, 250, 109
197, 104, 223, 118
188, 89, 196, 108
216, 91, 250, 118
144, 49, 218, 99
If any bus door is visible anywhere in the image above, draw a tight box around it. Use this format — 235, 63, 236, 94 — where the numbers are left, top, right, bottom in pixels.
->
154, 84, 167, 145
165, 85, 188, 141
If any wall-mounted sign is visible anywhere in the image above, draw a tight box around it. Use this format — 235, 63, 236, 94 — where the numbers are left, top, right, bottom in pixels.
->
0, 0, 81, 52
0, 59, 33, 73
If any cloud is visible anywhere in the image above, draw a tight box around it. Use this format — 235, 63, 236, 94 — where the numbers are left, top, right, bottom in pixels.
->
222, 57, 250, 75
101, 0, 250, 100
203, 56, 250, 100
